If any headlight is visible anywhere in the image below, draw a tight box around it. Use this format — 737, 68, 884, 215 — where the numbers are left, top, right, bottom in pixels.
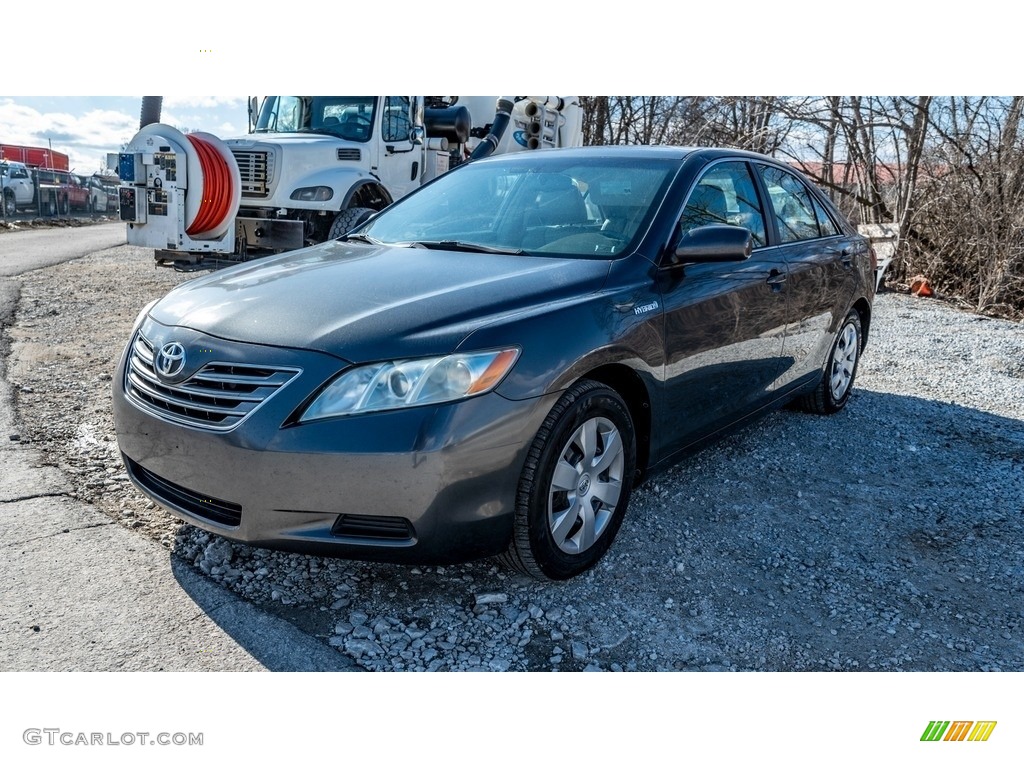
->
299, 348, 520, 421
131, 299, 159, 333
290, 186, 334, 202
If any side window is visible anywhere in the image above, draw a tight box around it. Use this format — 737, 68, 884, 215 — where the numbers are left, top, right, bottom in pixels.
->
382, 96, 412, 143
810, 195, 839, 237
758, 165, 828, 243
679, 161, 766, 248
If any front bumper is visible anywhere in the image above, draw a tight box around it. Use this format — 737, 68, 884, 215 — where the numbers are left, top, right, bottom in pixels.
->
112, 322, 557, 564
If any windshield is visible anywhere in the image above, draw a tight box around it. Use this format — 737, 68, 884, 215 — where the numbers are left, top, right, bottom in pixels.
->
361, 157, 676, 259
254, 96, 376, 142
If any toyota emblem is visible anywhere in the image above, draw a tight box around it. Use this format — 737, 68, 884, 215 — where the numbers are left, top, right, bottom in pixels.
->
156, 342, 186, 378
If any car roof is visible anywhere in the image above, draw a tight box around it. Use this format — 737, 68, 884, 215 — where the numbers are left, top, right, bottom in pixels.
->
474, 145, 786, 166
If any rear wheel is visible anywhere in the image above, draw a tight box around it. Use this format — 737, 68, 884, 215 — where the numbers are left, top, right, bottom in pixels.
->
501, 379, 636, 580
327, 207, 375, 240
797, 309, 862, 414
59, 195, 69, 216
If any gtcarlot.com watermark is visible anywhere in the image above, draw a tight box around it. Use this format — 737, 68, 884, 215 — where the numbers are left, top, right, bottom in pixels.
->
23, 729, 203, 747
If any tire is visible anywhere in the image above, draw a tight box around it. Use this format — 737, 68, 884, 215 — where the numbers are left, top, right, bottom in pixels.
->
797, 309, 863, 415
59, 195, 69, 216
2, 190, 14, 218
327, 207, 375, 240
501, 379, 636, 580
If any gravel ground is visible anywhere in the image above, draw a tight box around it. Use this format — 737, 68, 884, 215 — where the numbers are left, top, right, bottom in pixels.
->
5, 244, 1023, 671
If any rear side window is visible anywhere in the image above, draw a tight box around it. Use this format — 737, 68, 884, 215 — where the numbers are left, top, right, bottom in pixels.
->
679, 161, 767, 247
758, 165, 837, 243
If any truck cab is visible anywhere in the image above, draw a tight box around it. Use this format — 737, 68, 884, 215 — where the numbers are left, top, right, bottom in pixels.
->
225, 96, 425, 250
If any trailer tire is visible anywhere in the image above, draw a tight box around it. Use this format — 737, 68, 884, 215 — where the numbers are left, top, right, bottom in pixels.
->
328, 207, 375, 240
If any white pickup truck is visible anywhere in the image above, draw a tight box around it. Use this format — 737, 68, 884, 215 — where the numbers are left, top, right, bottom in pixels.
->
1, 160, 35, 216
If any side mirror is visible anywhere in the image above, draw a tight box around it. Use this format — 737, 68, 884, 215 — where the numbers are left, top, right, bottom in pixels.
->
248, 96, 259, 132
409, 126, 425, 146
672, 224, 753, 264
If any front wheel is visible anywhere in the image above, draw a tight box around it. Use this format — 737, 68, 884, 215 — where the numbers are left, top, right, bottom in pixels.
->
501, 380, 636, 580
797, 309, 862, 415
2, 190, 15, 217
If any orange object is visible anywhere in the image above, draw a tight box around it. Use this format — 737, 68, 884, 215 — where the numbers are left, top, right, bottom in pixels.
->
910, 275, 933, 297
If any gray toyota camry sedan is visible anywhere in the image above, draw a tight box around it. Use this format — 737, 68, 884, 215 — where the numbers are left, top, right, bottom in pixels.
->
113, 146, 875, 580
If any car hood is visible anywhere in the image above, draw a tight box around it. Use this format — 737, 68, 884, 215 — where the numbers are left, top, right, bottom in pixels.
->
149, 241, 611, 363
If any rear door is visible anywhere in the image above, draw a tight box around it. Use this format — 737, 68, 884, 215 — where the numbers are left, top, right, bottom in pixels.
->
658, 159, 790, 454
754, 164, 862, 390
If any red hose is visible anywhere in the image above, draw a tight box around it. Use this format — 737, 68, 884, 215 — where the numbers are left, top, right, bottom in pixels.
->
185, 134, 233, 236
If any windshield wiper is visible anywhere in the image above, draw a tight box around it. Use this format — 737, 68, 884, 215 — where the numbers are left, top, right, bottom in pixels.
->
406, 241, 525, 255
339, 233, 379, 244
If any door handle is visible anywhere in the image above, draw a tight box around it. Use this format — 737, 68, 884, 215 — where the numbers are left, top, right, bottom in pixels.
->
766, 269, 787, 291
829, 246, 854, 268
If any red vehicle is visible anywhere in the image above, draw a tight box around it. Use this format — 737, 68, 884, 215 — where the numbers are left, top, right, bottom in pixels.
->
0, 144, 69, 172
66, 174, 91, 212
31, 168, 87, 215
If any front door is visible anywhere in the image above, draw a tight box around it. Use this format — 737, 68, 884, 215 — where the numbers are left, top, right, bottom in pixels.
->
375, 96, 421, 203
659, 160, 789, 456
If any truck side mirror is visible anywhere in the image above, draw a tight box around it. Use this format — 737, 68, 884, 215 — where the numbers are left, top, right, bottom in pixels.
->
410, 126, 425, 146
248, 97, 259, 132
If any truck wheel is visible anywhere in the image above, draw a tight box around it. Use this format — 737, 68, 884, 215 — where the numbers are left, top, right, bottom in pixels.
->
328, 207, 375, 240
59, 195, 69, 216
2, 190, 14, 217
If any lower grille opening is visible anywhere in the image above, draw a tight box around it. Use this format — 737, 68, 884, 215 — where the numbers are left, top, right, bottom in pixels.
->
125, 455, 242, 527
331, 514, 414, 541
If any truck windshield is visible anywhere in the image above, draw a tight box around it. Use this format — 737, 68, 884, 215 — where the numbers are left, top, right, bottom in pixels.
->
254, 96, 376, 142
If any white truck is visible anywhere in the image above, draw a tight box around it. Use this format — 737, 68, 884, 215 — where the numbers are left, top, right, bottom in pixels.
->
1, 160, 35, 216
1, 160, 72, 218
119, 96, 583, 261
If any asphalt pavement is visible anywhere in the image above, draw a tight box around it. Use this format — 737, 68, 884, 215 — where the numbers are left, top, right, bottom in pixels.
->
0, 226, 355, 671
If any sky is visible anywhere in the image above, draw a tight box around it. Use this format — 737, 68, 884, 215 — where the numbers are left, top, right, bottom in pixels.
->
0, 96, 248, 174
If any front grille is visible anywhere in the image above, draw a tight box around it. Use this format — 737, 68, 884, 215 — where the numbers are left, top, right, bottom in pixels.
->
332, 514, 414, 541
124, 332, 300, 431
231, 150, 270, 197
337, 148, 361, 161
126, 455, 242, 527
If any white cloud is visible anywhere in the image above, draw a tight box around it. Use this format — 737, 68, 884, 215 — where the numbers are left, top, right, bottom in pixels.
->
164, 96, 245, 109
0, 99, 137, 173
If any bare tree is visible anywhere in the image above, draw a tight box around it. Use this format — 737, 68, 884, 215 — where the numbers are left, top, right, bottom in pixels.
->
912, 97, 1024, 313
